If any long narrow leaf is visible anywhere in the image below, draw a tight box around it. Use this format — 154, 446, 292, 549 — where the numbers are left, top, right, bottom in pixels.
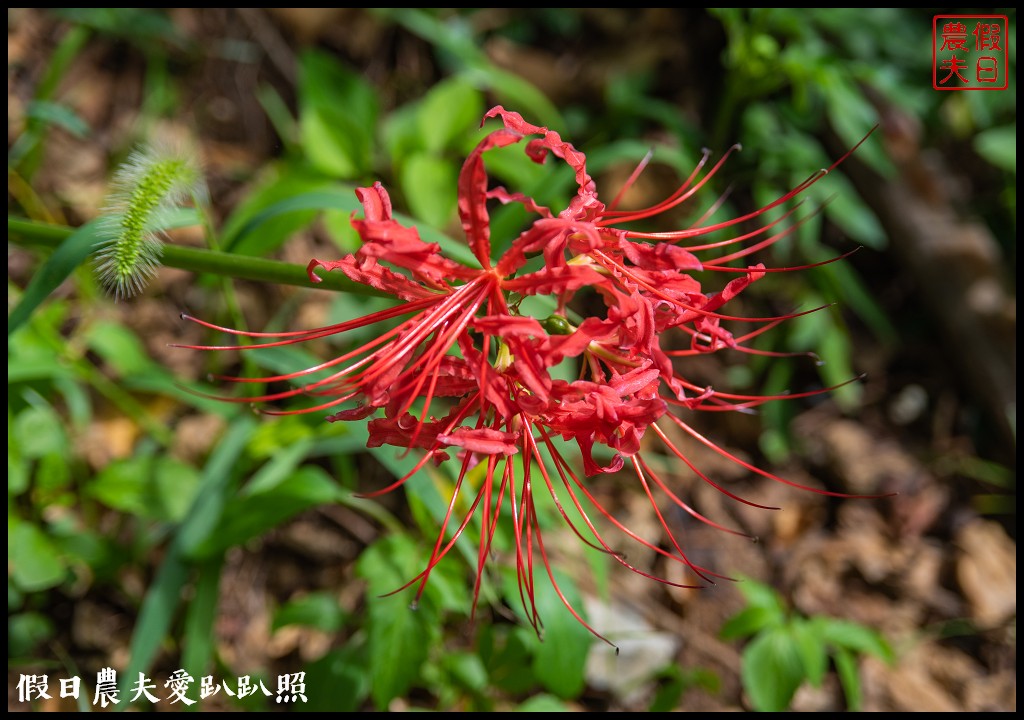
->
8, 218, 103, 336
120, 418, 254, 701
180, 555, 225, 705
176, 418, 256, 556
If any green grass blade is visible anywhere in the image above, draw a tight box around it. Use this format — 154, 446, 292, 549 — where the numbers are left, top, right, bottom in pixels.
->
181, 555, 225, 709
7, 218, 102, 336
119, 550, 190, 706
119, 418, 255, 703
176, 417, 257, 556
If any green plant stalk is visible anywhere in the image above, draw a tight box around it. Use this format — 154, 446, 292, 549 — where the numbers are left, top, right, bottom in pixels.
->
189, 189, 260, 384
8, 217, 385, 297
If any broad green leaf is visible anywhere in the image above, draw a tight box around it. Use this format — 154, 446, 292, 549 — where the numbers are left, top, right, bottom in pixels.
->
87, 457, 155, 517
482, 626, 539, 695
401, 152, 458, 228
467, 65, 564, 131
13, 403, 68, 459
791, 616, 828, 686
53, 525, 117, 580
7, 357, 69, 384
9, 522, 66, 592
321, 207, 361, 252
383, 103, 426, 169
648, 666, 720, 712
820, 618, 894, 663
818, 176, 886, 249
480, 141, 553, 196
823, 74, 891, 176
247, 416, 316, 460
8, 612, 56, 658
419, 78, 484, 153
741, 626, 806, 712
35, 451, 71, 493
303, 645, 370, 712
301, 109, 366, 179
833, 647, 863, 711
154, 456, 201, 522
649, 670, 687, 713
357, 534, 437, 710
53, 375, 92, 431
227, 188, 397, 265
374, 10, 564, 130
528, 570, 593, 699
298, 50, 378, 179
217, 160, 343, 253
517, 694, 571, 712
720, 605, 783, 640
734, 577, 787, 615
272, 592, 347, 633
974, 125, 1016, 173
440, 651, 489, 694
84, 319, 154, 377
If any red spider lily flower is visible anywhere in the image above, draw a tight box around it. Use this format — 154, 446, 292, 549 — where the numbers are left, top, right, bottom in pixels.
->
179, 107, 878, 646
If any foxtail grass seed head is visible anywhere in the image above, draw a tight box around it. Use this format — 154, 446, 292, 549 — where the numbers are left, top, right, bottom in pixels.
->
94, 145, 204, 300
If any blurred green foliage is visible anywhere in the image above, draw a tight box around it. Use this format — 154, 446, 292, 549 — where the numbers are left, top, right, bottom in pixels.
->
720, 578, 894, 711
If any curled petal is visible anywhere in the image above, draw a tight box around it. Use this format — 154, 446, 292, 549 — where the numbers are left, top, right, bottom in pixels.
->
483, 105, 597, 211
459, 128, 525, 267
326, 404, 377, 422
368, 413, 445, 453
620, 240, 703, 272
573, 431, 625, 476
307, 256, 438, 302
355, 181, 394, 221
702, 264, 767, 313
609, 366, 661, 398
486, 186, 553, 218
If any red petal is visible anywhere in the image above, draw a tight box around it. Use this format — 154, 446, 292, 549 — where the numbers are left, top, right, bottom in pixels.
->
458, 128, 524, 268
307, 256, 438, 302
437, 427, 520, 455
501, 264, 606, 296
620, 240, 703, 272
355, 182, 394, 221
471, 315, 546, 338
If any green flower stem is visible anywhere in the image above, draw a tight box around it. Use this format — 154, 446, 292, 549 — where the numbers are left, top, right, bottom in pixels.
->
8, 217, 385, 297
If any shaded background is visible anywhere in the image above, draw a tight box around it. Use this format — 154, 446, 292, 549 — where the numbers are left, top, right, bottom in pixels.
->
8, 8, 1016, 711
